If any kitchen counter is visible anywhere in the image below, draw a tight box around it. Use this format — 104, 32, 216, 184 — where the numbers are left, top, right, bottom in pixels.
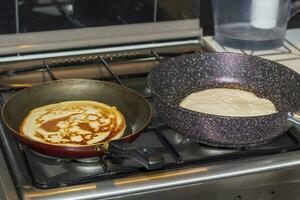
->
203, 28, 300, 75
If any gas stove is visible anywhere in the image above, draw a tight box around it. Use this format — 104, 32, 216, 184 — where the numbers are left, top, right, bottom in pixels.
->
0, 1, 300, 198
0, 40, 300, 200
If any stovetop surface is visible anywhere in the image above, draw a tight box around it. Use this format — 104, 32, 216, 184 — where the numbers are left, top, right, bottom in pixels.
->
1, 75, 300, 190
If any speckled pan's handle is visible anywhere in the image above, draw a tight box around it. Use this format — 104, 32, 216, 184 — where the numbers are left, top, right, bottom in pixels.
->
288, 112, 300, 126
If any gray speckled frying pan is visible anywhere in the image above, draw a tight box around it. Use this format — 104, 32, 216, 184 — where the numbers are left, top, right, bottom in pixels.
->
148, 52, 300, 148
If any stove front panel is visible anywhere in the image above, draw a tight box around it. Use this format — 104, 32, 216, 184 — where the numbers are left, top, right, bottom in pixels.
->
20, 151, 300, 200
107, 168, 300, 200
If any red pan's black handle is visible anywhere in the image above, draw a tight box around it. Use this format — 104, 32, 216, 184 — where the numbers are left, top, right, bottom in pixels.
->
108, 140, 165, 170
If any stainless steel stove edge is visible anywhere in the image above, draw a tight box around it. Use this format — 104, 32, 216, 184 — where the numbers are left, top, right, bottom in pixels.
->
12, 150, 300, 200
0, 19, 201, 57
0, 149, 18, 200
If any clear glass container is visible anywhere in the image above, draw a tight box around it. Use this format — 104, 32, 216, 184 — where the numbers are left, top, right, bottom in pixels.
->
212, 0, 298, 50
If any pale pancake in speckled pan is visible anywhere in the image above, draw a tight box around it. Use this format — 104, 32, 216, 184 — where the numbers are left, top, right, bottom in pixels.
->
20, 101, 126, 146
180, 88, 277, 117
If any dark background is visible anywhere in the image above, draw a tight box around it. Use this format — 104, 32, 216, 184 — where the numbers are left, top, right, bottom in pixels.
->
0, 0, 200, 34
0, 0, 299, 35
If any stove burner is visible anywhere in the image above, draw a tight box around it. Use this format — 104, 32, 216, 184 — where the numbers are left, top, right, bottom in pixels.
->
163, 131, 191, 146
75, 157, 101, 163
28, 148, 102, 163
28, 149, 68, 161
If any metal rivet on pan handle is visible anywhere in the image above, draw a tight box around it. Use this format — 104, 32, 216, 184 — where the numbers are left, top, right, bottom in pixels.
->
94, 145, 102, 151
287, 112, 300, 126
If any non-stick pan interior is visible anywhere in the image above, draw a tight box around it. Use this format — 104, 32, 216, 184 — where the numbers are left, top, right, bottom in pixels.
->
3, 79, 151, 138
149, 53, 300, 113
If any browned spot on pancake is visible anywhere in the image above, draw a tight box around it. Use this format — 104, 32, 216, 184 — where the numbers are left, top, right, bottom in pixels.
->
40, 115, 71, 132
77, 122, 96, 133
35, 132, 44, 140
102, 110, 126, 142
100, 126, 110, 131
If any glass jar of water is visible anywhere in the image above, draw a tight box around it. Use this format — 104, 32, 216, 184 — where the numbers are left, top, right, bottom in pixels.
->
212, 0, 299, 50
